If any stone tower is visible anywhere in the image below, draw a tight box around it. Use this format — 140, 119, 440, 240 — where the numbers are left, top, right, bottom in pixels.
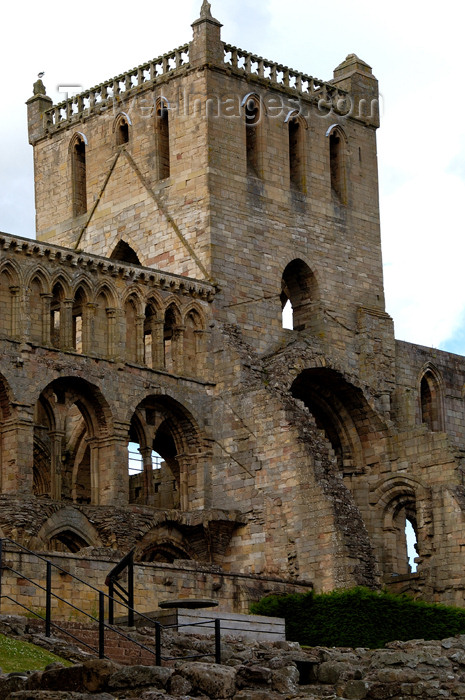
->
0, 2, 463, 613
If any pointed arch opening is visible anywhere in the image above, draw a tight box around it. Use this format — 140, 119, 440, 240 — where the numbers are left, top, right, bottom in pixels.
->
71, 133, 87, 217
110, 240, 141, 265
27, 273, 46, 345
419, 366, 444, 432
94, 288, 113, 358
72, 286, 88, 354
124, 295, 140, 363
48, 530, 91, 553
0, 266, 18, 338
184, 308, 205, 377
164, 304, 182, 373
50, 281, 66, 349
156, 97, 170, 180
114, 113, 130, 145
327, 124, 347, 203
244, 94, 262, 177
287, 112, 307, 192
382, 490, 419, 576
281, 259, 318, 331
291, 368, 369, 474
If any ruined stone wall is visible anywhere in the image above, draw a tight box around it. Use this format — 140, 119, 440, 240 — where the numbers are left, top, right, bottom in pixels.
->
0, 548, 311, 618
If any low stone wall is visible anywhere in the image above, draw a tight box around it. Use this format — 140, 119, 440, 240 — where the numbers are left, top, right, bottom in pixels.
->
0, 547, 312, 619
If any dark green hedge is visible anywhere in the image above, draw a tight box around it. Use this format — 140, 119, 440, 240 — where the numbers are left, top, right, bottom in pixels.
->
250, 587, 465, 648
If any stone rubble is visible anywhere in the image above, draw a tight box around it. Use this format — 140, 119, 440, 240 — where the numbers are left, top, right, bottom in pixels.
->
2, 616, 465, 698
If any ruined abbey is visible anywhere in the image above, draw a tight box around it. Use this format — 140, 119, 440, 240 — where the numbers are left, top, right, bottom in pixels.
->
1, 1, 465, 613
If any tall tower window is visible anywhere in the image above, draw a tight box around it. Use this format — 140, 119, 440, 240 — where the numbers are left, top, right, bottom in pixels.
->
114, 113, 130, 145
327, 125, 347, 203
71, 133, 87, 217
156, 98, 170, 180
287, 112, 307, 192
244, 95, 261, 177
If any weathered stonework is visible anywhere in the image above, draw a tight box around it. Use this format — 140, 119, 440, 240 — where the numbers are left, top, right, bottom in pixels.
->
1, 2, 465, 612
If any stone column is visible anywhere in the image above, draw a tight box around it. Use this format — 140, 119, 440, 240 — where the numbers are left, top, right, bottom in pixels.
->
49, 430, 65, 501
87, 437, 100, 505
152, 320, 165, 369
83, 302, 97, 356
62, 299, 74, 350
96, 422, 131, 506
136, 315, 145, 365
106, 308, 117, 359
41, 293, 52, 345
140, 446, 155, 506
172, 326, 185, 374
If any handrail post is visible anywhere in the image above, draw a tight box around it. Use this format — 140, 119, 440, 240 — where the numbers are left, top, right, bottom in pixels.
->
108, 580, 114, 625
155, 621, 161, 666
127, 550, 134, 627
99, 591, 105, 659
215, 618, 221, 664
45, 561, 52, 637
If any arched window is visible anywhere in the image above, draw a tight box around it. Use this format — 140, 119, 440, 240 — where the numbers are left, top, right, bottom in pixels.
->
0, 268, 14, 337
388, 498, 419, 575
28, 275, 45, 345
72, 287, 87, 354
50, 282, 65, 348
114, 113, 130, 145
327, 124, 347, 203
184, 308, 204, 376
244, 94, 261, 177
156, 97, 170, 180
144, 304, 156, 369
281, 259, 318, 331
287, 112, 307, 191
124, 296, 139, 363
94, 288, 113, 358
419, 366, 444, 431
164, 304, 181, 373
71, 133, 87, 217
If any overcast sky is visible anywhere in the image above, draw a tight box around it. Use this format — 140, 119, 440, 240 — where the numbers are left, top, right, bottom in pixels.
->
2, 0, 464, 356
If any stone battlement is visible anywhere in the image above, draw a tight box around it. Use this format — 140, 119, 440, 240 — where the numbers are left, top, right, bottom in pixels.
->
41, 37, 352, 135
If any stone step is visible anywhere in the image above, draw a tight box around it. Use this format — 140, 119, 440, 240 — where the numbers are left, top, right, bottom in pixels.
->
27, 619, 158, 666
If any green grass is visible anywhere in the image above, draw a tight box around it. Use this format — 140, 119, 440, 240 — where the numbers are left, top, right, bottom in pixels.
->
0, 633, 72, 672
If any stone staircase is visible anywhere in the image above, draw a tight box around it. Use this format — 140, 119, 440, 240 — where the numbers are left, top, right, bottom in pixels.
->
27, 618, 158, 666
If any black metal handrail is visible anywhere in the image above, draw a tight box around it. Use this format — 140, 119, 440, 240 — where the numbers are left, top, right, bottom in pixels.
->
105, 548, 134, 627
0, 538, 221, 664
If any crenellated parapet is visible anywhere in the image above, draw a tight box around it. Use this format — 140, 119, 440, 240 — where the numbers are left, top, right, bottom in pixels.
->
30, 23, 377, 142
41, 44, 190, 136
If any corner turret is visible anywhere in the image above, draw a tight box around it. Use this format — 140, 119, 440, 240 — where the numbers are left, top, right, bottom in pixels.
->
190, 1, 223, 67
26, 77, 52, 145
332, 54, 379, 126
